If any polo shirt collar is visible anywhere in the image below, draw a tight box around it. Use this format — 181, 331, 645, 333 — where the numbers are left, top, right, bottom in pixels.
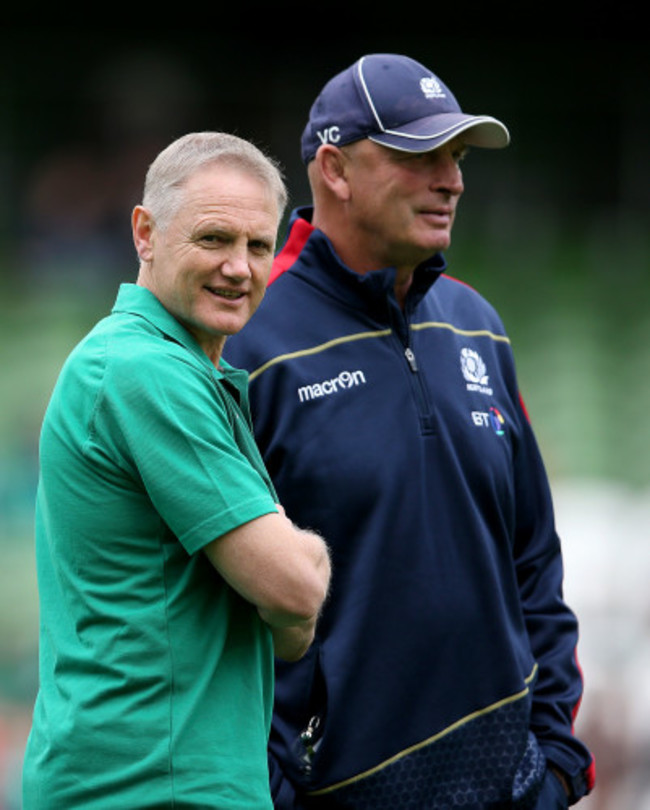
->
111, 284, 244, 390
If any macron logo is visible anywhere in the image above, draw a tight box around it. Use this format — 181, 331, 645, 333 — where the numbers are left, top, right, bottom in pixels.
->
298, 370, 366, 402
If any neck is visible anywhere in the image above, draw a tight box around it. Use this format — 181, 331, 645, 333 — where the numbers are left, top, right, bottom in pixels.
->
394, 272, 414, 310
312, 211, 416, 309
200, 337, 226, 369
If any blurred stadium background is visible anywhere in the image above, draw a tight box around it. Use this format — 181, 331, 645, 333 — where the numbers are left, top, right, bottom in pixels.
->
1, 23, 648, 809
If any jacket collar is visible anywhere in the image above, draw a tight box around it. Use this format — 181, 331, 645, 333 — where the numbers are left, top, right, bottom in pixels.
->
274, 207, 446, 316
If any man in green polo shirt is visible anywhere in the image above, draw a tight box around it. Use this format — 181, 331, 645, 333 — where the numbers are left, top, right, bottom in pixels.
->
22, 132, 332, 809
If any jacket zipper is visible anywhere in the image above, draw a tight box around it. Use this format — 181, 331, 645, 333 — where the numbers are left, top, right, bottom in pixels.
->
403, 341, 436, 433
393, 300, 434, 431
299, 715, 322, 776
405, 347, 418, 372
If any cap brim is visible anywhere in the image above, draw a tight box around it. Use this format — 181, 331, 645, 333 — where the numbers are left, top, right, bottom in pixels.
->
368, 113, 510, 152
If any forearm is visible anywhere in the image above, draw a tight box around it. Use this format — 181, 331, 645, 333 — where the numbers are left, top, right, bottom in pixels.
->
262, 614, 319, 661
524, 555, 593, 786
514, 415, 595, 800
204, 511, 331, 625
258, 525, 330, 660
265, 520, 331, 624
290, 524, 332, 616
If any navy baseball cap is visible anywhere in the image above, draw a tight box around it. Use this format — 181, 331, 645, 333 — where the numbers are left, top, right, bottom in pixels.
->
301, 53, 510, 163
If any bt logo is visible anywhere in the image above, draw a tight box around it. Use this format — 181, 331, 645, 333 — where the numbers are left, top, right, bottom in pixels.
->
471, 407, 505, 436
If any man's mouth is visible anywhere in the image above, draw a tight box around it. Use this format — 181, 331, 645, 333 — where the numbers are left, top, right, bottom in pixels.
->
205, 286, 245, 300
419, 209, 453, 225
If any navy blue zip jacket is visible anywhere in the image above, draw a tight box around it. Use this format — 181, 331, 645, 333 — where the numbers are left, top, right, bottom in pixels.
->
224, 208, 595, 808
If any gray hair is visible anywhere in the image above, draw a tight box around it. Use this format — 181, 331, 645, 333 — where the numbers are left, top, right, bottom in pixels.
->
141, 131, 288, 230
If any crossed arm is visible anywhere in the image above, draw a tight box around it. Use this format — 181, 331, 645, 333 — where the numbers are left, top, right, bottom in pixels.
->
203, 507, 331, 661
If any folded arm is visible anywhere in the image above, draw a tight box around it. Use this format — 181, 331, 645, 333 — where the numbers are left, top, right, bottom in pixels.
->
203, 508, 331, 661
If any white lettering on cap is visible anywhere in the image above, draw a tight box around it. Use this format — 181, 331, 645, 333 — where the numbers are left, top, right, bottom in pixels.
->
316, 126, 341, 146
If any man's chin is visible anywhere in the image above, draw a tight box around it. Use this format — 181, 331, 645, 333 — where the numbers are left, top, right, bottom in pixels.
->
429, 233, 452, 253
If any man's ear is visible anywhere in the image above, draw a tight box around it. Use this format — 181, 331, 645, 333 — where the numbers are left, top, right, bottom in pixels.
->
132, 206, 155, 262
315, 145, 351, 201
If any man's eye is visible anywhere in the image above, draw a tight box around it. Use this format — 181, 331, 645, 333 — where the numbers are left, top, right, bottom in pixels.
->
249, 240, 273, 255
199, 233, 226, 246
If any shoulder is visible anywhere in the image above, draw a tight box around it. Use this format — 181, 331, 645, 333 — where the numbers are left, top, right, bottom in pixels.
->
430, 273, 509, 335
436, 272, 496, 307
70, 311, 215, 409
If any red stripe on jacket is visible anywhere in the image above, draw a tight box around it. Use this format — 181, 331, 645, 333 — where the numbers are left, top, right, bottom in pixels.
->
268, 217, 315, 286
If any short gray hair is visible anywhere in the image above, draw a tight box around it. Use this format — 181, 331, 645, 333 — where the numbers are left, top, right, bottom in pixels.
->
141, 131, 288, 231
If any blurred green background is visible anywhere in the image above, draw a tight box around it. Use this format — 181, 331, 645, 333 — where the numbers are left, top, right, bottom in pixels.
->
1, 22, 648, 809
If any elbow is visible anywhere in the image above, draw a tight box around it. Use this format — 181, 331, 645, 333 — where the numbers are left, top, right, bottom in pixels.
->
259, 563, 331, 661
259, 531, 332, 625
276, 573, 330, 624
300, 554, 331, 620
297, 566, 331, 620
261, 560, 331, 627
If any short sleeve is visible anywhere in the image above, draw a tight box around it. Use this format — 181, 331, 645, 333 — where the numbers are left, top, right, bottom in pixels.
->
93, 344, 277, 554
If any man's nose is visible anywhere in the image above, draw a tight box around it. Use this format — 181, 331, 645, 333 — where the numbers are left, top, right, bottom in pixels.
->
221, 244, 251, 279
432, 153, 464, 196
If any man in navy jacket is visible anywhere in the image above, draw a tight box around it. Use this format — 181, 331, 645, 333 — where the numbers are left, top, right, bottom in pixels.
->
224, 54, 595, 808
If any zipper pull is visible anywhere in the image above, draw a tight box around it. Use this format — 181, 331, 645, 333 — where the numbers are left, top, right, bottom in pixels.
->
298, 715, 322, 774
300, 715, 321, 757
405, 347, 418, 372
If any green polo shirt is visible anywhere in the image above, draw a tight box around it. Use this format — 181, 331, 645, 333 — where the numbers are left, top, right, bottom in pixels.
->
23, 284, 278, 809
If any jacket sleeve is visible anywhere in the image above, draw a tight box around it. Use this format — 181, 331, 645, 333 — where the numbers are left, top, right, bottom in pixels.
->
513, 394, 596, 804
